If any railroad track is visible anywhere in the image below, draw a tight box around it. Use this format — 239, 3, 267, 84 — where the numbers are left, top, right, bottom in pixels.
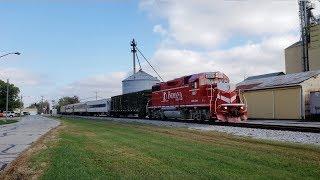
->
57, 115, 320, 133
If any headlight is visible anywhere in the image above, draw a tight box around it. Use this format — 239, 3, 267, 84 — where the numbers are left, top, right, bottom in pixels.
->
223, 106, 228, 110
240, 106, 244, 110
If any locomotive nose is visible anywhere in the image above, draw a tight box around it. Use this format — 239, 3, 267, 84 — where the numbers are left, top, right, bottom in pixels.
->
230, 107, 240, 116
220, 104, 246, 117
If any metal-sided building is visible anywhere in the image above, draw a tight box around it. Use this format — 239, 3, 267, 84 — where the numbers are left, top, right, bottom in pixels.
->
237, 70, 320, 120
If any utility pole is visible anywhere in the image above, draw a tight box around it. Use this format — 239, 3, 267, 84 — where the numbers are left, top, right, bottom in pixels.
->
41, 96, 44, 114
20, 95, 23, 117
5, 79, 9, 121
95, 91, 98, 100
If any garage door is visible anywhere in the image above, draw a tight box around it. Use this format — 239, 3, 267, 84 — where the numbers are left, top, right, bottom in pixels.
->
244, 87, 301, 119
274, 87, 301, 119
244, 90, 274, 119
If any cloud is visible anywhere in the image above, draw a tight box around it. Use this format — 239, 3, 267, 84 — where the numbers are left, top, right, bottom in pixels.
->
57, 72, 126, 101
141, 34, 298, 83
140, 0, 299, 48
0, 67, 53, 106
0, 67, 46, 86
153, 24, 167, 36
137, 0, 307, 84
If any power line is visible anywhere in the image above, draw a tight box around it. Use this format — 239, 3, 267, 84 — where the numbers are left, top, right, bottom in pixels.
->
135, 53, 142, 71
136, 47, 164, 82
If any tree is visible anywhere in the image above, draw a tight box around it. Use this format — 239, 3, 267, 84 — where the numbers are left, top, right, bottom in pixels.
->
28, 103, 37, 109
0, 80, 21, 112
56, 96, 80, 113
58, 96, 79, 106
29, 101, 50, 114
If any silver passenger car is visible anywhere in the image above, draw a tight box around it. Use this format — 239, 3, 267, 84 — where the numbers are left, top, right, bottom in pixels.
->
87, 99, 111, 116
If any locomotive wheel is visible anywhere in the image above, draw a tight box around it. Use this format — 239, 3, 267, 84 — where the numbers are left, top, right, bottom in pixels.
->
160, 112, 166, 120
193, 112, 201, 121
151, 110, 161, 120
138, 110, 146, 118
193, 110, 206, 122
199, 114, 206, 123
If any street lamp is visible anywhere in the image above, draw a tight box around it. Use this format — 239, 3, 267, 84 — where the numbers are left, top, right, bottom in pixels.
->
0, 52, 21, 121
0, 52, 21, 59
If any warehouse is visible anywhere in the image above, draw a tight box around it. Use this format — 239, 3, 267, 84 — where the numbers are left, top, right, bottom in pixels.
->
237, 70, 320, 120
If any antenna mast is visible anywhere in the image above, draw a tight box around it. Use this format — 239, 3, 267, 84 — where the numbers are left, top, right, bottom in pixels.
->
131, 39, 137, 74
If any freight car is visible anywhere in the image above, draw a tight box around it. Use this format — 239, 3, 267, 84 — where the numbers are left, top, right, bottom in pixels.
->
110, 89, 151, 117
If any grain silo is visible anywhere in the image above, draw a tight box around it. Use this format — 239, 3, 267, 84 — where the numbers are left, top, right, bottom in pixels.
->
122, 69, 160, 94
122, 39, 160, 94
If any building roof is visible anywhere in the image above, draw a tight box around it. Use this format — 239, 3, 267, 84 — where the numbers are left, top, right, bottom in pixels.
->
285, 41, 302, 49
245, 72, 285, 81
122, 69, 159, 81
237, 70, 320, 91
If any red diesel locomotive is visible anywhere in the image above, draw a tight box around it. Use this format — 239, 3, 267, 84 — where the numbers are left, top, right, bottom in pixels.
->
147, 72, 248, 122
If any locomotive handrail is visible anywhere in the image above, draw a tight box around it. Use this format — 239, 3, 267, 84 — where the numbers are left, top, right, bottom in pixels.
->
146, 100, 151, 118
209, 84, 214, 115
214, 92, 220, 115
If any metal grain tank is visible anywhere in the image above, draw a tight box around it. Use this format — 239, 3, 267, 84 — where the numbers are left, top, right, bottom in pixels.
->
122, 69, 160, 94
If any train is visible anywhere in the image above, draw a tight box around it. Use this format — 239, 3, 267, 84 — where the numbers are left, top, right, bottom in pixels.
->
60, 71, 248, 122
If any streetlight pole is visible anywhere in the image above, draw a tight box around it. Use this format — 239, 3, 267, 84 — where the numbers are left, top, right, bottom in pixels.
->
0, 51, 21, 121
0, 52, 21, 59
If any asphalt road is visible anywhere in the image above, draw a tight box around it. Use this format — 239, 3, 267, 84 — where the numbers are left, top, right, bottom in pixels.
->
0, 115, 60, 171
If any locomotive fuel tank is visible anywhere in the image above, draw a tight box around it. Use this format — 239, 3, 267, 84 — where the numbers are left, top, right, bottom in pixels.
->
162, 107, 182, 119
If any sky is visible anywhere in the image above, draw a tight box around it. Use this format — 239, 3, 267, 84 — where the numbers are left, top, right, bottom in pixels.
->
0, 0, 319, 106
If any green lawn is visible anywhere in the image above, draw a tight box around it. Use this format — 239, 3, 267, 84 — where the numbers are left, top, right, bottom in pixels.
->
31, 117, 320, 179
0, 119, 18, 125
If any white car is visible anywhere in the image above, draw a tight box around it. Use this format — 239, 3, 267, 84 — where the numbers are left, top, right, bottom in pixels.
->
3, 111, 16, 118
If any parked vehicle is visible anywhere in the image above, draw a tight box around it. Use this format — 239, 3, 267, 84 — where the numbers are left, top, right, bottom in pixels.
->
3, 111, 16, 118
23, 112, 31, 115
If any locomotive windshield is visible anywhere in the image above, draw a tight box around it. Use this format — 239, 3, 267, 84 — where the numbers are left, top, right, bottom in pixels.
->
201, 72, 229, 85
204, 78, 228, 85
